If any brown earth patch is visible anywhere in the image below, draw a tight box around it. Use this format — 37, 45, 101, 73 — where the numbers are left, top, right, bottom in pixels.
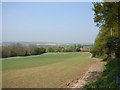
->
61, 57, 106, 88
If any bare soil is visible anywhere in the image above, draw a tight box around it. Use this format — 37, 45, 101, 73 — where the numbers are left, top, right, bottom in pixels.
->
61, 57, 106, 88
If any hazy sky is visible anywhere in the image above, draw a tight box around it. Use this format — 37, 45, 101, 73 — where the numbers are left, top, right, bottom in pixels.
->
2, 2, 99, 44
0, 3, 2, 43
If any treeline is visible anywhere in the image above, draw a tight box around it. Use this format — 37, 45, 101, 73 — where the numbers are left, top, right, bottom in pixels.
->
1, 43, 46, 58
1, 43, 83, 58
47, 44, 83, 52
86, 2, 120, 88
90, 2, 120, 58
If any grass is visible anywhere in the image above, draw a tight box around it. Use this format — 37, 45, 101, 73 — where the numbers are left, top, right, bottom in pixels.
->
2, 52, 94, 88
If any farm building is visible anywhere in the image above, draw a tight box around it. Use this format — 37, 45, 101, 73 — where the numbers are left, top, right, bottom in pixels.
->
80, 48, 90, 52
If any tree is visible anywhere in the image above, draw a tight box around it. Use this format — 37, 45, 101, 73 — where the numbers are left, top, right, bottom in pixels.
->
0, 47, 2, 58
10, 43, 26, 56
2, 46, 11, 58
104, 36, 120, 58
47, 47, 55, 52
2, 43, 46, 58
77, 44, 83, 48
35, 47, 46, 54
91, 2, 120, 58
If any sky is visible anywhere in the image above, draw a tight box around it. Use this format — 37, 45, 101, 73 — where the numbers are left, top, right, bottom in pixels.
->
2, 2, 99, 44
0, 3, 2, 43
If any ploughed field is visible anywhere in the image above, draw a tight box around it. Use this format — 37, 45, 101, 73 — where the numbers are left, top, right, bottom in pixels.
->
2, 52, 94, 88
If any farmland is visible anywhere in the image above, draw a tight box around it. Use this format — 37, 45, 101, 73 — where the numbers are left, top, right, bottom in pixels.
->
2, 52, 94, 88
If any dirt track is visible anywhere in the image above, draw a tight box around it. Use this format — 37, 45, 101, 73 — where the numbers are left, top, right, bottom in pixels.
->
63, 57, 106, 88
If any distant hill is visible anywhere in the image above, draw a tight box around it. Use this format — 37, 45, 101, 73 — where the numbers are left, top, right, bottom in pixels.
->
1, 41, 93, 48
1, 41, 69, 47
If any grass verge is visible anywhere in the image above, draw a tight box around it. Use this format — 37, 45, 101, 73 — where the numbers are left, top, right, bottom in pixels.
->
85, 58, 120, 88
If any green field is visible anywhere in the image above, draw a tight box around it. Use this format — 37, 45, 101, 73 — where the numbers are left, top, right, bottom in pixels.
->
2, 52, 94, 88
